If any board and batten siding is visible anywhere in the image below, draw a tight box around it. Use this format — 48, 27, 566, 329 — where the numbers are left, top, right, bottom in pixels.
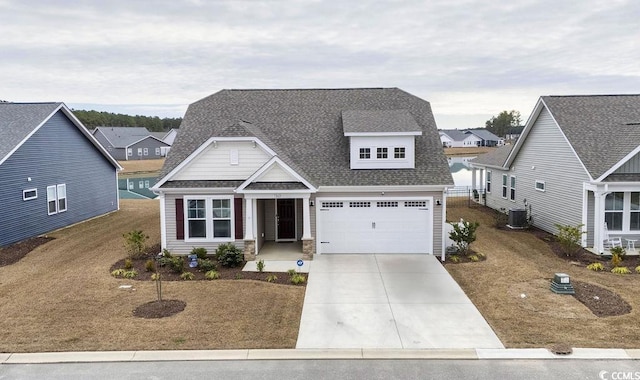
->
0, 111, 118, 247
508, 107, 590, 234
172, 141, 271, 181
162, 193, 245, 255
614, 151, 640, 174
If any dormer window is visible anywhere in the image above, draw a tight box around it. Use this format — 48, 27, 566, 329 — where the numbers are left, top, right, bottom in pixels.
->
394, 147, 405, 159
359, 148, 371, 159
377, 148, 388, 159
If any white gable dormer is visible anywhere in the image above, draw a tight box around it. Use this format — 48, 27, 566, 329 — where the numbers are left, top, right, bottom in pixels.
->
343, 110, 421, 169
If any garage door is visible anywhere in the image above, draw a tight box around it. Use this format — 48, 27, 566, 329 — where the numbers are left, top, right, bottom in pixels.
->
317, 199, 432, 254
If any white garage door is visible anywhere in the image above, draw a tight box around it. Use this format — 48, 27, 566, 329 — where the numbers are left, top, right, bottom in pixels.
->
317, 199, 432, 254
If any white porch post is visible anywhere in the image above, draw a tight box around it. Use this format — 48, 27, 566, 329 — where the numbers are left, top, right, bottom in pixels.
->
302, 195, 312, 239
244, 197, 254, 240
479, 168, 484, 191
593, 191, 606, 254
471, 168, 477, 191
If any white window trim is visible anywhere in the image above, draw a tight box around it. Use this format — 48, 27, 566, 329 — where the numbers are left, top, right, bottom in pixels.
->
127, 148, 133, 156
501, 174, 508, 199
486, 171, 492, 193
137, 148, 143, 156
23, 188, 38, 201
393, 147, 406, 159
183, 195, 235, 242
509, 175, 516, 201
359, 147, 371, 160
47, 185, 57, 215
143, 148, 149, 156
144, 180, 150, 188
376, 147, 389, 159
535, 180, 545, 192
47, 184, 67, 215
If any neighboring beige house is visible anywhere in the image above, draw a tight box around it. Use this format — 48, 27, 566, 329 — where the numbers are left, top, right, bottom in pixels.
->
152, 88, 454, 260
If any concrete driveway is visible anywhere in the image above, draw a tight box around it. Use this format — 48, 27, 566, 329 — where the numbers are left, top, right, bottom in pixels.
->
296, 254, 504, 349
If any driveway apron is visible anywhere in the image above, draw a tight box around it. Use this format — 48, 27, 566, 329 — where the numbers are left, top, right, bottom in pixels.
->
296, 254, 504, 349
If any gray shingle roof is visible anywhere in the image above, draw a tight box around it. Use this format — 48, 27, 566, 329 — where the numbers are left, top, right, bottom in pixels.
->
466, 129, 500, 141
160, 88, 453, 188
470, 144, 513, 168
94, 127, 155, 148
440, 129, 468, 141
342, 110, 421, 134
541, 95, 640, 179
0, 102, 62, 162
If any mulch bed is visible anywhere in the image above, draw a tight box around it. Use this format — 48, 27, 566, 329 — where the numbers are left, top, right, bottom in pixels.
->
572, 280, 632, 317
442, 249, 487, 264
133, 300, 187, 319
0, 236, 54, 267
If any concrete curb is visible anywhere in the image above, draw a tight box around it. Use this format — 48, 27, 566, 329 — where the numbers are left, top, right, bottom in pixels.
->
0, 348, 638, 364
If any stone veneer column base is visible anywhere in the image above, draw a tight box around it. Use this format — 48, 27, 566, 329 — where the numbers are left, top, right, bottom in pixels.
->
243, 240, 256, 261
302, 238, 315, 260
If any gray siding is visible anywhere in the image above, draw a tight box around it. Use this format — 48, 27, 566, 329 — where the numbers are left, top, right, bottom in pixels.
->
614, 151, 640, 174
0, 111, 118, 247
128, 137, 169, 160
508, 107, 590, 234
93, 131, 126, 160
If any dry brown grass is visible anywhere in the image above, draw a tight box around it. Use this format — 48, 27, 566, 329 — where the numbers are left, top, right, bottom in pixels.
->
118, 159, 165, 177
444, 146, 497, 156
0, 200, 304, 353
446, 206, 640, 348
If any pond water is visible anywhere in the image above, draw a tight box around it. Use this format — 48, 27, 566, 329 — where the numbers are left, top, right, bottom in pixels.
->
448, 156, 475, 190
118, 176, 158, 199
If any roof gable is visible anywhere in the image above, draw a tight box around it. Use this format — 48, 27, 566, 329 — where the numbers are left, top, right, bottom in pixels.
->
159, 88, 453, 188
93, 127, 152, 148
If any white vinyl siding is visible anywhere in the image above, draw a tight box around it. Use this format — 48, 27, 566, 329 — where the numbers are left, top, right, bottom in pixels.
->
173, 141, 271, 181
259, 164, 298, 182
509, 175, 516, 201
349, 136, 415, 169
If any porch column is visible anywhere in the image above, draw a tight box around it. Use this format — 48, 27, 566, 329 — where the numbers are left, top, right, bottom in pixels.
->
244, 197, 254, 240
471, 168, 477, 191
593, 191, 606, 254
302, 195, 312, 239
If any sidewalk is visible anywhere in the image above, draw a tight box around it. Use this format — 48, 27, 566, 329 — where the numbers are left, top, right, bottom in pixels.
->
1, 348, 639, 364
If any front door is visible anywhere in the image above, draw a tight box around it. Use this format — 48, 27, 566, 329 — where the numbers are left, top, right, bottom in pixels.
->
276, 199, 296, 241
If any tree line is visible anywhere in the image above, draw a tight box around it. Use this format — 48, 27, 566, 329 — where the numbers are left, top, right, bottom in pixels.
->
485, 110, 521, 137
72, 109, 182, 132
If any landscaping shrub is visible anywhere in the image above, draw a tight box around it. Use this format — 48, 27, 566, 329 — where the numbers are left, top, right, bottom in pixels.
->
266, 274, 278, 283
610, 246, 626, 268
494, 209, 508, 228
123, 229, 148, 259
448, 255, 461, 263
124, 258, 133, 270
215, 243, 244, 268
256, 259, 265, 272
197, 258, 217, 272
611, 266, 631, 275
169, 257, 184, 273
636, 266, 640, 274
190, 247, 208, 260
554, 223, 585, 257
180, 272, 195, 281
122, 270, 138, 279
145, 259, 155, 272
111, 269, 126, 278
449, 220, 479, 255
586, 262, 605, 272
290, 273, 306, 284
205, 270, 220, 280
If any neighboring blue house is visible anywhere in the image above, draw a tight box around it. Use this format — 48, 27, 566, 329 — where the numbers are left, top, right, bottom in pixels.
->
0, 102, 121, 247
92, 127, 170, 160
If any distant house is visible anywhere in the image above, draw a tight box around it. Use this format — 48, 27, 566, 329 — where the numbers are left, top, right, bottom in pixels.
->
118, 176, 157, 199
440, 129, 501, 147
162, 128, 178, 145
152, 88, 453, 259
504, 126, 524, 142
92, 127, 170, 160
0, 102, 121, 247
470, 94, 640, 254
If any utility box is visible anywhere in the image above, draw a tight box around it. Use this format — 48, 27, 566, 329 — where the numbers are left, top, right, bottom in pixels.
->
550, 273, 575, 294
508, 208, 527, 229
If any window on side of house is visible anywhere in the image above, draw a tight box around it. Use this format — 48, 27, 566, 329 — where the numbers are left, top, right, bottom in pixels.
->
143, 148, 148, 156
359, 148, 371, 159
144, 180, 150, 188
535, 180, 545, 192
509, 175, 516, 201
47, 185, 57, 214
605, 192, 624, 231
23, 188, 37, 201
394, 147, 405, 159
486, 171, 491, 193
185, 197, 234, 241
502, 174, 508, 199
139, 181, 144, 188
57, 184, 67, 212
155, 147, 160, 155
137, 148, 143, 156
377, 147, 388, 159
127, 148, 133, 156
630, 192, 640, 231
128, 181, 134, 190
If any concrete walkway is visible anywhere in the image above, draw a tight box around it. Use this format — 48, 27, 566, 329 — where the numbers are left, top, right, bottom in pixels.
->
296, 254, 504, 349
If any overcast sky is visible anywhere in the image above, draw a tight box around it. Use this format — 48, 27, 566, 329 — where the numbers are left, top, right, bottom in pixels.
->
1, 0, 638, 129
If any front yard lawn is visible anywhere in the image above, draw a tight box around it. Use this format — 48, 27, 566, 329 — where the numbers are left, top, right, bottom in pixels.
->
446, 206, 640, 349
0, 200, 304, 353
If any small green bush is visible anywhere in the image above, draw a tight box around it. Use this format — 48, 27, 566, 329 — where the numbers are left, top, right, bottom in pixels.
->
636, 266, 640, 274
469, 254, 480, 262
256, 259, 265, 272
215, 243, 244, 268
611, 266, 631, 275
554, 223, 585, 257
234, 273, 243, 280
151, 273, 161, 281
122, 270, 138, 279
290, 273, 306, 284
197, 258, 217, 272
123, 229, 149, 259
169, 257, 184, 273
449, 220, 479, 255
287, 269, 297, 276
161, 249, 172, 258
205, 270, 220, 280
111, 268, 126, 278
124, 258, 133, 270
145, 259, 155, 272
266, 274, 278, 283
190, 247, 208, 260
586, 262, 605, 271
180, 272, 195, 280
448, 255, 461, 263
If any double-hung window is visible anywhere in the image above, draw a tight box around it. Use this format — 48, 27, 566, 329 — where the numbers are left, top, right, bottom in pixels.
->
143, 148, 149, 156
631, 193, 640, 231
185, 196, 233, 241
47, 184, 67, 215
605, 192, 624, 231
502, 174, 508, 199
155, 147, 160, 155
486, 171, 492, 193
509, 175, 516, 201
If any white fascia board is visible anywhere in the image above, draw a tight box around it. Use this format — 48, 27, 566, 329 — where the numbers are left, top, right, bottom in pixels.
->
469, 162, 508, 170
151, 187, 238, 195
242, 190, 315, 199
317, 185, 448, 192
344, 131, 422, 137
236, 156, 317, 192
61, 105, 123, 171
595, 145, 640, 182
